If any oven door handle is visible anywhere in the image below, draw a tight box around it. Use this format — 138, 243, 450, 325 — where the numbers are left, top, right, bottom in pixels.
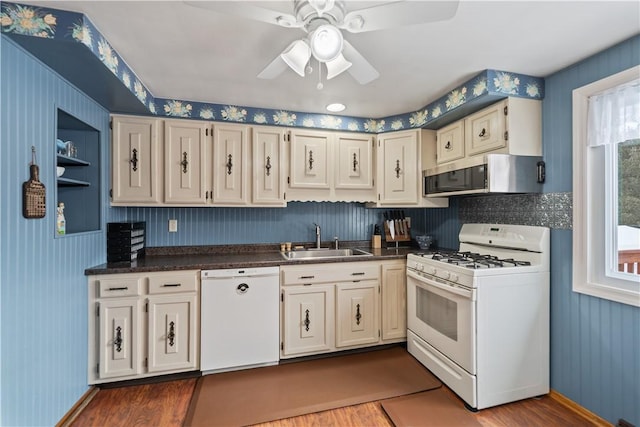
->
407, 269, 474, 299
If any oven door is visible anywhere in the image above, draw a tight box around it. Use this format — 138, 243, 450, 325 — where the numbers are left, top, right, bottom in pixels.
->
407, 269, 476, 374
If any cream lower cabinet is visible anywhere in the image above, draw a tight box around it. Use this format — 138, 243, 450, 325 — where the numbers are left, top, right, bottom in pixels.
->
381, 260, 407, 341
88, 270, 199, 384
281, 284, 335, 357
335, 280, 379, 348
280, 260, 404, 359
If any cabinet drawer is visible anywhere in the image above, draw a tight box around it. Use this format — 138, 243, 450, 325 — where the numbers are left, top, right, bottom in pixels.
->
148, 271, 198, 294
98, 277, 142, 298
281, 262, 379, 285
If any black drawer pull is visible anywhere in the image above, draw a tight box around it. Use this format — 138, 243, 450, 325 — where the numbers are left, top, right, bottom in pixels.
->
299, 275, 315, 279
351, 272, 366, 276
108, 287, 128, 291
162, 283, 182, 287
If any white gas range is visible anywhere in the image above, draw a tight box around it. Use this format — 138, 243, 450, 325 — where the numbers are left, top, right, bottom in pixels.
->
406, 223, 550, 411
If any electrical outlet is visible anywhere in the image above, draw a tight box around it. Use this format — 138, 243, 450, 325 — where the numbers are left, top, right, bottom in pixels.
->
168, 219, 178, 232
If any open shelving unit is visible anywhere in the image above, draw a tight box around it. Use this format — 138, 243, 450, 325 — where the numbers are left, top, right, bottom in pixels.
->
56, 109, 101, 235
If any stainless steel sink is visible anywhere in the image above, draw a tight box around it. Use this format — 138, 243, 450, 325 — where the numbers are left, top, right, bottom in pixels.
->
280, 248, 373, 261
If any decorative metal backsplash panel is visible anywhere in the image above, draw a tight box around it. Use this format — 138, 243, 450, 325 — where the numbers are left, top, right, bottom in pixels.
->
459, 192, 572, 230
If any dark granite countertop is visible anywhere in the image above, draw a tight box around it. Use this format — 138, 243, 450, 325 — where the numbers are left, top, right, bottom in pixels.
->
85, 241, 417, 275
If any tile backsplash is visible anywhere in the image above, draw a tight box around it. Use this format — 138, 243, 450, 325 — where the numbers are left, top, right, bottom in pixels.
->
459, 192, 572, 230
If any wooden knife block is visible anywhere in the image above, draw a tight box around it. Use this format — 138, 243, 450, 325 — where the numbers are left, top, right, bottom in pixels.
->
383, 221, 411, 243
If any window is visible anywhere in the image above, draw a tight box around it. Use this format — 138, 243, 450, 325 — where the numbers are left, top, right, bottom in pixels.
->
572, 66, 640, 307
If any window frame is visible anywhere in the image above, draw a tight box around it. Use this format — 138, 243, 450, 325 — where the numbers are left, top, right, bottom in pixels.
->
572, 65, 640, 307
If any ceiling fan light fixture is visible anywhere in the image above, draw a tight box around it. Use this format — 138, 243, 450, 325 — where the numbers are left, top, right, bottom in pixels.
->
310, 24, 343, 62
280, 40, 311, 77
308, 0, 335, 17
325, 53, 352, 79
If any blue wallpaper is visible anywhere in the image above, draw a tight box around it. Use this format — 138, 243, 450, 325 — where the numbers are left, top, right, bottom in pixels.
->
120, 200, 461, 250
0, 36, 125, 425
542, 35, 640, 425
0, 1, 544, 133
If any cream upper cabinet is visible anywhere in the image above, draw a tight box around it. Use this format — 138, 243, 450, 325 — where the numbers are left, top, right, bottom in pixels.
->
210, 123, 249, 205
376, 129, 420, 205
111, 115, 162, 205
289, 128, 331, 189
252, 127, 286, 206
164, 119, 208, 204
381, 260, 407, 341
436, 120, 465, 164
465, 101, 506, 156
335, 133, 374, 189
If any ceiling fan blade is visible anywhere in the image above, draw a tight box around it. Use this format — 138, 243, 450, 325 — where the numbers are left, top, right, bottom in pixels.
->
257, 55, 288, 80
340, 0, 459, 33
184, 1, 303, 28
342, 40, 379, 85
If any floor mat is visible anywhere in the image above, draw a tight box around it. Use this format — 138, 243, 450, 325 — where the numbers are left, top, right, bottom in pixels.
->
185, 346, 441, 426
382, 388, 482, 427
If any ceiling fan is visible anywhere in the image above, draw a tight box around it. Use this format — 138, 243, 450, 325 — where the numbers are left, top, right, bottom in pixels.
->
187, 0, 459, 86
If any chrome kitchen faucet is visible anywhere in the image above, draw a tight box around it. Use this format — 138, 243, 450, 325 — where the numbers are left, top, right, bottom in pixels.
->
313, 223, 321, 248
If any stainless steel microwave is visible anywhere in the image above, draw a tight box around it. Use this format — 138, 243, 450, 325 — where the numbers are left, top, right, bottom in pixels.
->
423, 154, 545, 197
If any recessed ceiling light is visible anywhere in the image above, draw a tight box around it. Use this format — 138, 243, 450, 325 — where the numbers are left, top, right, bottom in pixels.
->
326, 103, 346, 112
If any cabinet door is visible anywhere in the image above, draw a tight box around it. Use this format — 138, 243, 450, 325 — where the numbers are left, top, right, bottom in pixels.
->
282, 285, 335, 357
98, 298, 142, 379
211, 124, 249, 204
289, 129, 331, 189
335, 281, 379, 348
381, 262, 407, 341
377, 130, 419, 204
164, 120, 207, 204
147, 294, 198, 372
335, 133, 374, 189
465, 100, 506, 156
436, 120, 464, 164
111, 116, 161, 203
252, 127, 285, 205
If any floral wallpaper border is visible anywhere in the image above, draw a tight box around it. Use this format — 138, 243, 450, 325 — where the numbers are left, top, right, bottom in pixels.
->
2, 2, 545, 134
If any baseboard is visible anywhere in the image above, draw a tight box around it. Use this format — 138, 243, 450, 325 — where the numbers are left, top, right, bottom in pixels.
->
56, 386, 99, 427
549, 389, 612, 427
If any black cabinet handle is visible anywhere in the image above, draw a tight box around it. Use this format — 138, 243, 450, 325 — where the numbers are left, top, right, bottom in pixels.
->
181, 152, 188, 173
395, 160, 401, 178
108, 287, 128, 291
308, 150, 314, 171
352, 153, 358, 172
265, 156, 272, 176
162, 283, 181, 287
226, 154, 233, 175
351, 272, 365, 276
130, 148, 138, 172
355, 304, 362, 325
304, 309, 311, 331
299, 275, 315, 279
114, 326, 123, 352
479, 128, 486, 137
168, 321, 175, 347
444, 141, 451, 150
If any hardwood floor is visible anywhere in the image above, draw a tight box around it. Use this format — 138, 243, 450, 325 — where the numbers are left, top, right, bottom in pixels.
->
68, 377, 608, 427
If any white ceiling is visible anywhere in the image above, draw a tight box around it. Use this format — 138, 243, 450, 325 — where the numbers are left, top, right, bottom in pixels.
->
18, 0, 640, 118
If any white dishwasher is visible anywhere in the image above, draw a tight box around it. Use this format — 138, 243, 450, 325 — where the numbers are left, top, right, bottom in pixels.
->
200, 266, 280, 374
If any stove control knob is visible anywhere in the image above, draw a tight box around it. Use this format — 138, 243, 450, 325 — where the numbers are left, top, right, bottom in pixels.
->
450, 273, 459, 282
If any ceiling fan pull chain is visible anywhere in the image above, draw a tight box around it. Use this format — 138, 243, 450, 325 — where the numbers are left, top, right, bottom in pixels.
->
317, 59, 324, 90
